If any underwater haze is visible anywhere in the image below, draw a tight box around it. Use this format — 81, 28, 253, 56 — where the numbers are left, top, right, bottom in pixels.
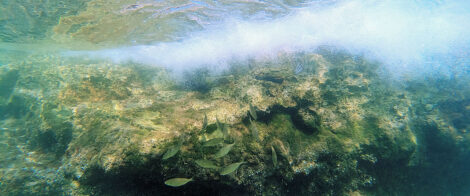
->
78, 0, 470, 76
1, 0, 470, 195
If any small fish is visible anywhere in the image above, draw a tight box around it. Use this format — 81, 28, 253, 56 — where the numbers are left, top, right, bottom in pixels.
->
271, 145, 278, 167
214, 143, 235, 159
164, 178, 192, 187
222, 124, 229, 138
249, 103, 257, 120
162, 144, 180, 160
195, 159, 220, 169
202, 113, 208, 130
203, 138, 224, 147
201, 134, 207, 142
216, 116, 223, 131
272, 139, 290, 159
216, 116, 229, 138
294, 64, 304, 75
220, 162, 245, 175
249, 118, 260, 141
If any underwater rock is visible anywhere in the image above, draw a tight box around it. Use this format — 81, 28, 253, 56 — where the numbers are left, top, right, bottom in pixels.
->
254, 69, 288, 84
183, 68, 212, 93
2, 51, 469, 196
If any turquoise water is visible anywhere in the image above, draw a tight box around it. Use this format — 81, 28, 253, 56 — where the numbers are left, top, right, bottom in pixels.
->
1, 0, 470, 195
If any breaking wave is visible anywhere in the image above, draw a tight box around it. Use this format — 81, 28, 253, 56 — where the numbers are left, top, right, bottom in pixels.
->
78, 0, 470, 76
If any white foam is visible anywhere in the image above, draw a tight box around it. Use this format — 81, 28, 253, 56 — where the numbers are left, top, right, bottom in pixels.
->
84, 0, 470, 76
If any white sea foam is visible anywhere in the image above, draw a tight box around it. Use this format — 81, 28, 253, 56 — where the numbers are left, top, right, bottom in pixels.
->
84, 0, 470, 76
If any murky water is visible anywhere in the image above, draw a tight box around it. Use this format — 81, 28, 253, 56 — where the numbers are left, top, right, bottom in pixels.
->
1, 0, 470, 195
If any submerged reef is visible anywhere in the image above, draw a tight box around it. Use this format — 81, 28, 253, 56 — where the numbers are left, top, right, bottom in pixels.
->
1, 51, 470, 195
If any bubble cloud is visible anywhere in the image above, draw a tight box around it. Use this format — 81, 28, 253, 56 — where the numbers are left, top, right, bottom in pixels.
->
86, 0, 470, 75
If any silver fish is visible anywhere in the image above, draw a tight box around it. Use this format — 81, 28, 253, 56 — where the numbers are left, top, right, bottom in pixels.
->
203, 138, 224, 147
271, 145, 278, 167
202, 113, 208, 130
195, 159, 220, 169
249, 118, 260, 141
162, 144, 180, 160
164, 178, 192, 187
220, 162, 245, 175
294, 64, 304, 75
216, 116, 223, 131
214, 143, 235, 158
249, 103, 257, 120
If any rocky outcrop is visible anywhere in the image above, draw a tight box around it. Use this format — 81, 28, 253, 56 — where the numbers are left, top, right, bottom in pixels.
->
1, 51, 469, 195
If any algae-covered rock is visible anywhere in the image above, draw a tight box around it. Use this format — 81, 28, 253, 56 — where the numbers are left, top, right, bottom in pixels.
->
1, 50, 470, 196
